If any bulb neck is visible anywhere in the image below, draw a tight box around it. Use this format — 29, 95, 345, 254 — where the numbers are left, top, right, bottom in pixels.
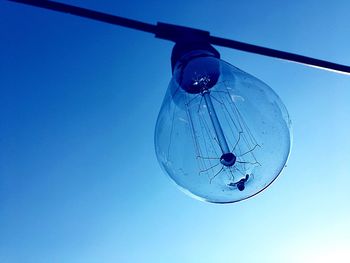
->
171, 42, 221, 94
171, 42, 220, 73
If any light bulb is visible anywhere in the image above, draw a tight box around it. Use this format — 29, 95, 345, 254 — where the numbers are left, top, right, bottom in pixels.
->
155, 42, 291, 203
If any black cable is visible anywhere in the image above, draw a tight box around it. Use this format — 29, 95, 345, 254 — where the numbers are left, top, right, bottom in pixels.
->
8, 0, 157, 34
209, 36, 350, 75
7, 0, 350, 75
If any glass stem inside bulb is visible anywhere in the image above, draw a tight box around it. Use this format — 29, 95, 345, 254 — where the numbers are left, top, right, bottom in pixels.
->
202, 90, 236, 167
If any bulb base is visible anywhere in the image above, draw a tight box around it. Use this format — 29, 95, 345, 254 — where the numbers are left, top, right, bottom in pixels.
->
171, 42, 221, 94
171, 42, 220, 72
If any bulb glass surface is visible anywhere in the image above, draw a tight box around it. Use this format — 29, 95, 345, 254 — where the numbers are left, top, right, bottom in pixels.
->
155, 55, 291, 203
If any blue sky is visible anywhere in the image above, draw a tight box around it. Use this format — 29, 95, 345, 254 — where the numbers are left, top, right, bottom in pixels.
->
1, 0, 350, 262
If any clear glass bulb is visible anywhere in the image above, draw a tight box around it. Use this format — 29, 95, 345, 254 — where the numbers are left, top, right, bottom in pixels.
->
155, 49, 291, 203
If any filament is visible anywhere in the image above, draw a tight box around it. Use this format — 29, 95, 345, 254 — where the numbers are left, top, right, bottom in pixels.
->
182, 81, 261, 185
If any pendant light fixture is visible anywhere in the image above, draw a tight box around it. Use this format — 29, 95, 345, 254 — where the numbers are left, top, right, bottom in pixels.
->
7, 0, 350, 203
